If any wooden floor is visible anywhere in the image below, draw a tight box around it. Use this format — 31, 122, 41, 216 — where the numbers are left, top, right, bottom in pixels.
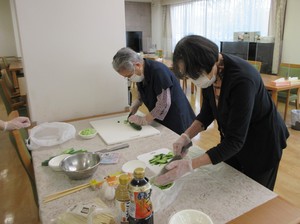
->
0, 80, 299, 224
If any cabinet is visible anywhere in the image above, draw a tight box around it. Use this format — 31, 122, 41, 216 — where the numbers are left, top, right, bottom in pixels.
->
220, 41, 274, 74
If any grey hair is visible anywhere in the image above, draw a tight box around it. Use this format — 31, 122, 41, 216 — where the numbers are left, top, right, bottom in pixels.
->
112, 47, 143, 72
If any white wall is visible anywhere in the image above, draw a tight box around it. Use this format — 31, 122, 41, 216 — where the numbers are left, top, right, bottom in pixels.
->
14, 0, 128, 123
281, 0, 300, 64
9, 0, 22, 57
0, 0, 17, 56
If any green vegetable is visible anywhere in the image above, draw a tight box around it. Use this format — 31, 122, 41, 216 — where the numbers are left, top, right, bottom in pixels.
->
155, 182, 174, 190
129, 122, 142, 130
149, 152, 174, 165
41, 156, 55, 166
124, 119, 142, 131
62, 148, 75, 154
150, 178, 173, 190
41, 148, 88, 166
80, 128, 96, 136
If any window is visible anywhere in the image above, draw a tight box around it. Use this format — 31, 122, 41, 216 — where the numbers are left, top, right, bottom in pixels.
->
170, 0, 271, 49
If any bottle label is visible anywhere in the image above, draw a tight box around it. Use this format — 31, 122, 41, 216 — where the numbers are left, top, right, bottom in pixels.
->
116, 200, 130, 224
129, 189, 153, 219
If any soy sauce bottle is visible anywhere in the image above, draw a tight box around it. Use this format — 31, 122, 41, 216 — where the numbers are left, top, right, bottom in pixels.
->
128, 168, 153, 224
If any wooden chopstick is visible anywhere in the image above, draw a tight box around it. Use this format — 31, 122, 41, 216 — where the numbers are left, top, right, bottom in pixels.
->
43, 171, 121, 203
43, 182, 91, 203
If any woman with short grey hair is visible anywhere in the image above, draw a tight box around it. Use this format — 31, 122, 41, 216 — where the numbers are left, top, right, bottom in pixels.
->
112, 47, 195, 135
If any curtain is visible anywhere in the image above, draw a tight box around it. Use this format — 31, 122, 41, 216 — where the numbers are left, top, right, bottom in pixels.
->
162, 5, 173, 59
269, 0, 287, 74
169, 0, 271, 50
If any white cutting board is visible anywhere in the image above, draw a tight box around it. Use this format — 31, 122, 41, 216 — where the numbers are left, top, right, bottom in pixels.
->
137, 148, 172, 175
90, 115, 160, 145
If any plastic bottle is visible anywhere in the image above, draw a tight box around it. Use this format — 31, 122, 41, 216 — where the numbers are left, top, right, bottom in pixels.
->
128, 168, 153, 224
115, 174, 130, 224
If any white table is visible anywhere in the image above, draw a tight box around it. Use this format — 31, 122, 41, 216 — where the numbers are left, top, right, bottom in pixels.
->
32, 112, 277, 224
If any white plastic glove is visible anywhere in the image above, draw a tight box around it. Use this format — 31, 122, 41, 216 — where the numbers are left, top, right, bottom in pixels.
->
128, 115, 148, 126
6, 117, 31, 131
130, 99, 142, 115
154, 158, 193, 186
173, 133, 191, 156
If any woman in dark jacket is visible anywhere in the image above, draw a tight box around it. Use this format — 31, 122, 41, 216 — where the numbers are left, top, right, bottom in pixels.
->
155, 35, 289, 190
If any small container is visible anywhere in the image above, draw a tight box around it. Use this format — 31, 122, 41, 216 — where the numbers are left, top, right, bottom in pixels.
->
78, 128, 97, 139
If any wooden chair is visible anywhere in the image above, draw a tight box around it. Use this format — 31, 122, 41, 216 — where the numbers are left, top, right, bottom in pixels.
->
277, 63, 300, 121
1, 68, 20, 97
181, 77, 196, 94
0, 69, 28, 116
248, 60, 262, 72
1, 56, 21, 69
8, 110, 38, 206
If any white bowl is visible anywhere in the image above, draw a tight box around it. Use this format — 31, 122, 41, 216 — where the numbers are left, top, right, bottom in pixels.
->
48, 154, 70, 171
78, 128, 97, 139
122, 160, 146, 173
169, 209, 213, 224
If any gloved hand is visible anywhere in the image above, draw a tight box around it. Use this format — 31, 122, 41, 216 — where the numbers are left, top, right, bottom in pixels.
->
6, 117, 31, 131
130, 99, 142, 115
173, 133, 191, 156
154, 158, 193, 186
128, 115, 148, 126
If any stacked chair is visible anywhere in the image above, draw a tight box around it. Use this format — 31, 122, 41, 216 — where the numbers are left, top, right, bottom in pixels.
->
0, 69, 28, 117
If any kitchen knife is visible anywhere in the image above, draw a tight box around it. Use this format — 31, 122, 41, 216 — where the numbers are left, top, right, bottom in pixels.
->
127, 112, 133, 121
158, 141, 193, 176
95, 143, 129, 153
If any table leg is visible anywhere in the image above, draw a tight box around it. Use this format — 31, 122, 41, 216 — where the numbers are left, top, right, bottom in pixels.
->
284, 90, 291, 121
297, 88, 300, 109
271, 90, 278, 105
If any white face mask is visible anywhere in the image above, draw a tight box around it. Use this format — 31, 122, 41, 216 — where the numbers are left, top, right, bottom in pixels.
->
191, 74, 216, 89
129, 74, 144, 82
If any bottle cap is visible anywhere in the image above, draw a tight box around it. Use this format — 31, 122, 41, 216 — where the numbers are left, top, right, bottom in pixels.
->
133, 167, 145, 179
119, 174, 129, 185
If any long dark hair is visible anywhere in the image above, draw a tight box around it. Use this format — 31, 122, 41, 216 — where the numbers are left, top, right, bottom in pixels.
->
173, 35, 219, 79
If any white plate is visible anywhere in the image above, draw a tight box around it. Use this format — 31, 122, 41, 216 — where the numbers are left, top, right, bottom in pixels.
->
78, 128, 97, 139
48, 154, 70, 171
169, 209, 213, 224
122, 160, 146, 173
